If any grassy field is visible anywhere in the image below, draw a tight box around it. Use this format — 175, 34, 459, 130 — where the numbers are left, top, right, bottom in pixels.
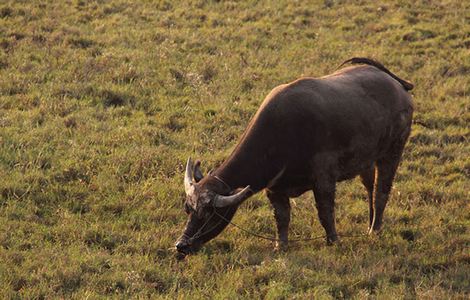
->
0, 0, 469, 298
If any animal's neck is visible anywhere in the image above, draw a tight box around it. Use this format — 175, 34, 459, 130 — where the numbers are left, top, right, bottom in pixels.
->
214, 108, 284, 193
215, 147, 281, 194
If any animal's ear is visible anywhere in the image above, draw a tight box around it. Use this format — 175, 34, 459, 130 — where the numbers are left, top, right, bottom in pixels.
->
194, 160, 204, 182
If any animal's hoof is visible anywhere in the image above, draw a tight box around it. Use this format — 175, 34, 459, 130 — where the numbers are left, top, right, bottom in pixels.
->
326, 235, 338, 246
274, 241, 288, 252
368, 226, 382, 235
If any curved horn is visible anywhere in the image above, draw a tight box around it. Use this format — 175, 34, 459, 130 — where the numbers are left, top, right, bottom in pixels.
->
184, 158, 195, 196
213, 185, 252, 208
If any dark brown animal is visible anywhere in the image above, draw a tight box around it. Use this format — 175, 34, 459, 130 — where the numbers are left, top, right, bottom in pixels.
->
176, 58, 413, 257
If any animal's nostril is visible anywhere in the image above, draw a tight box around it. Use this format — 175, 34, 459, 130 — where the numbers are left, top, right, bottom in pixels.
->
175, 240, 189, 251
175, 241, 183, 249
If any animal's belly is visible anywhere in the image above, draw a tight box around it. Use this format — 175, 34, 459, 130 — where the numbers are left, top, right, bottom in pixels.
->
268, 175, 312, 197
337, 162, 373, 181
336, 149, 377, 181
271, 185, 312, 198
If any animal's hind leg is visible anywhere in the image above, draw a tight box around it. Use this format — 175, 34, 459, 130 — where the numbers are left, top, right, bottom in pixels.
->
266, 190, 291, 250
360, 165, 376, 229
369, 136, 409, 234
312, 181, 338, 244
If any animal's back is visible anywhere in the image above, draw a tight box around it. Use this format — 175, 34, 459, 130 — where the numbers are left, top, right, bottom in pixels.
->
256, 65, 412, 144
237, 64, 413, 180
264, 65, 412, 119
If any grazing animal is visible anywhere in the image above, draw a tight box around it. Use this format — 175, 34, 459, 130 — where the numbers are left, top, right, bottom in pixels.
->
176, 58, 414, 257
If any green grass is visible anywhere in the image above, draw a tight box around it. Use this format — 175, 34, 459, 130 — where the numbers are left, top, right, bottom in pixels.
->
0, 0, 469, 298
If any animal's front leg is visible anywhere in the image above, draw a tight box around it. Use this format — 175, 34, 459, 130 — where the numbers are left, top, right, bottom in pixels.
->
312, 182, 338, 245
266, 191, 291, 251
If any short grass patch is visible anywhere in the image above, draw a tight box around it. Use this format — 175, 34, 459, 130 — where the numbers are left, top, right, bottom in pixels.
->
0, 0, 468, 298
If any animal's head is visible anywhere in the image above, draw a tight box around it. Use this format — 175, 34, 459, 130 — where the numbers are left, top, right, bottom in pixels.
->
175, 158, 251, 258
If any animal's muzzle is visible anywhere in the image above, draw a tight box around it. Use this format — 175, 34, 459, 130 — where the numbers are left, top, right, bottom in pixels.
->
175, 236, 202, 256
175, 239, 191, 253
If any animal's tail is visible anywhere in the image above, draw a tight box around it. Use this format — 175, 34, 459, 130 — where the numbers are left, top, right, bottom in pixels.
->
338, 57, 414, 91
